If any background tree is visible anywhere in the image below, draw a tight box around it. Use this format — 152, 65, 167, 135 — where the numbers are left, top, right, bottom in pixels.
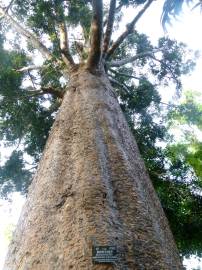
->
0, 0, 200, 268
152, 92, 202, 258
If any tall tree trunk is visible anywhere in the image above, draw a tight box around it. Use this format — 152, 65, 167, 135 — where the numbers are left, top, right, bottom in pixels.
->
4, 69, 183, 270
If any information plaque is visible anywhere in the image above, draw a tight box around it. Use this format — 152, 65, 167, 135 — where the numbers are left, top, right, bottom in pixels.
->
92, 246, 117, 264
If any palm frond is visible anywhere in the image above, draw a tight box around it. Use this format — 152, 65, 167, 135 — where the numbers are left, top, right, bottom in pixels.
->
161, 0, 193, 30
191, 0, 202, 11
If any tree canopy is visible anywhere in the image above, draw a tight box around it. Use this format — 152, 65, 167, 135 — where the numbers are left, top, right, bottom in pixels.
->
0, 0, 201, 258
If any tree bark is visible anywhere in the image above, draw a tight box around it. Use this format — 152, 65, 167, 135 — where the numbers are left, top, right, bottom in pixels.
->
4, 69, 183, 270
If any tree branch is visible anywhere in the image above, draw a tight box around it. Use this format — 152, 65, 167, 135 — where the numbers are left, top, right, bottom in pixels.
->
58, 22, 75, 67
149, 55, 179, 85
159, 101, 178, 108
26, 86, 65, 99
103, 0, 116, 57
109, 68, 141, 80
5, 0, 16, 13
115, 2, 125, 13
106, 0, 154, 59
0, 6, 54, 61
87, 0, 103, 70
109, 76, 130, 94
41, 86, 65, 98
103, 2, 124, 28
25, 89, 43, 97
108, 49, 160, 67
15, 65, 43, 72
109, 51, 180, 86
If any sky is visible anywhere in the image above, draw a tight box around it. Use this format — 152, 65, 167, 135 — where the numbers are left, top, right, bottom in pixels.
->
0, 1, 202, 269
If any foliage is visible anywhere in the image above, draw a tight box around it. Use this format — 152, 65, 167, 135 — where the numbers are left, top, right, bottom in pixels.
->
3, 223, 15, 244
157, 92, 202, 256
0, 150, 31, 196
167, 92, 202, 186
0, 38, 55, 194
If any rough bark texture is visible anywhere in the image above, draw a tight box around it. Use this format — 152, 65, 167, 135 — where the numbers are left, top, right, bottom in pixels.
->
4, 69, 183, 270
